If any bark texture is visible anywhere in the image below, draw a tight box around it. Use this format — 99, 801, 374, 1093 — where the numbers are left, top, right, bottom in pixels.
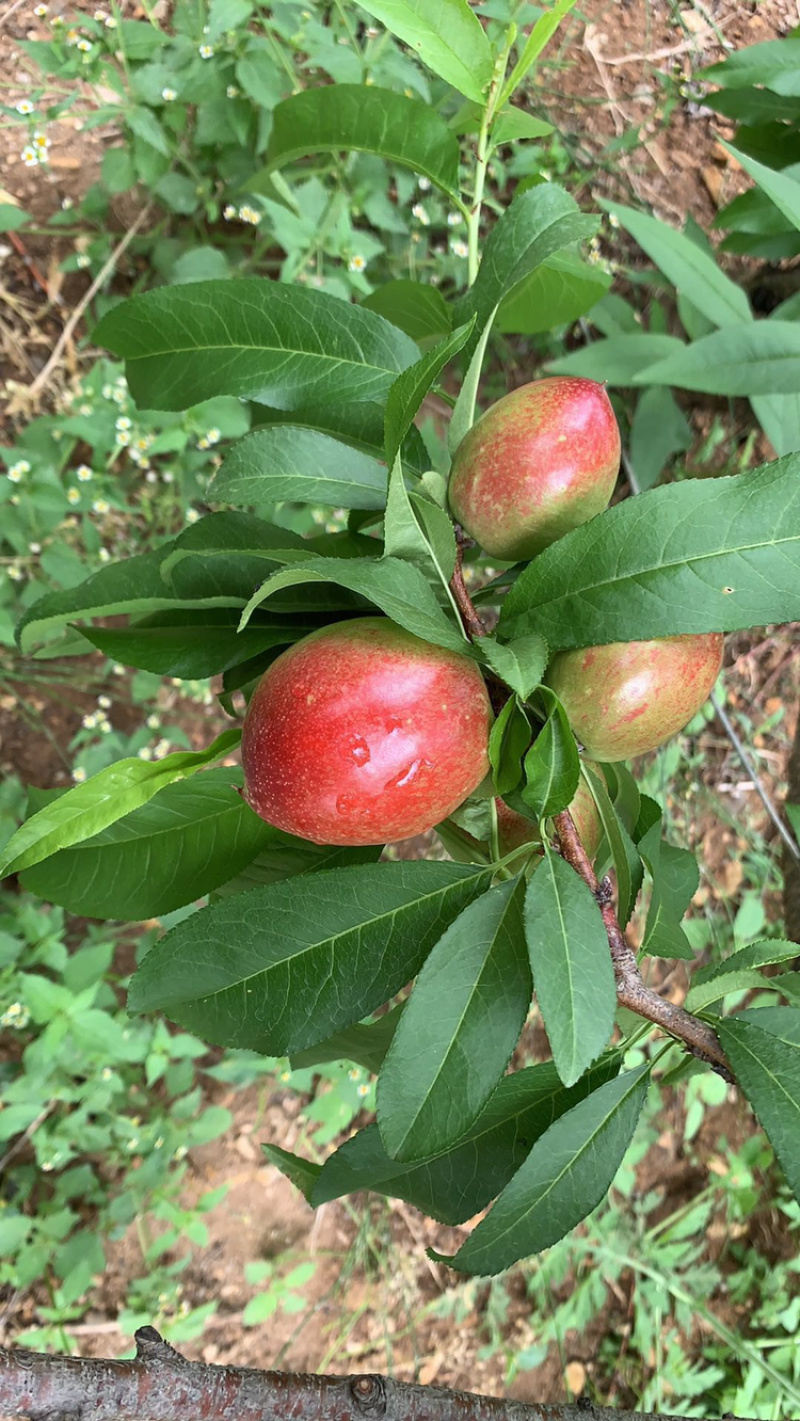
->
785, 710, 800, 945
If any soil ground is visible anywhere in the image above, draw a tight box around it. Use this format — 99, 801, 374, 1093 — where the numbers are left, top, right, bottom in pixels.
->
2, 0, 800, 1409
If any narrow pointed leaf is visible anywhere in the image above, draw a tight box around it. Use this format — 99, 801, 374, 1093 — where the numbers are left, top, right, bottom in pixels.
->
385, 320, 474, 468
498, 458, 800, 647
128, 861, 492, 1053
377, 878, 531, 1161
716, 1016, 800, 1204
76, 613, 309, 679
362, 281, 452, 344
209, 427, 391, 512
383, 457, 458, 586
498, 0, 578, 106
489, 697, 531, 797
521, 689, 579, 819
636, 322, 800, 396
693, 939, 800, 986
261, 1144, 320, 1200
722, 142, 800, 233
93, 280, 419, 411
581, 765, 642, 927
524, 851, 616, 1086
434, 1065, 649, 1275
353, 0, 493, 104
290, 1004, 405, 1073
480, 634, 547, 701
547, 333, 686, 386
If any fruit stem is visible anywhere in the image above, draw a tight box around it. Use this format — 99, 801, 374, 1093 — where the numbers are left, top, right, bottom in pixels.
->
553, 808, 733, 1082
449, 533, 488, 642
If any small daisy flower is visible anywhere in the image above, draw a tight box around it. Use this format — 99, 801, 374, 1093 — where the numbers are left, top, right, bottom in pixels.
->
146, 713, 160, 729
104, 13, 116, 26
417, 176, 431, 192
357, 1083, 370, 1098
98, 716, 112, 734
102, 382, 113, 399
138, 747, 153, 761
66, 486, 80, 504
98, 694, 111, 709
1, 1003, 30, 1029
7, 565, 23, 582
608, 212, 620, 229
72, 766, 87, 783
226, 84, 239, 98
76, 463, 93, 481
65, 27, 79, 43
78, 403, 92, 416
197, 435, 210, 450
29, 541, 41, 554
93, 497, 110, 513
162, 470, 174, 483
145, 470, 158, 484
94, 7, 107, 18
16, 99, 35, 115
115, 430, 131, 446
112, 386, 127, 405
237, 204, 261, 226
76, 253, 90, 269
199, 42, 214, 57
21, 146, 39, 167
82, 711, 99, 729
77, 38, 92, 51
451, 238, 468, 259
348, 1067, 361, 1081
161, 86, 177, 102
34, 3, 48, 14
411, 203, 430, 226
61, 195, 73, 210
51, 13, 64, 23
115, 415, 131, 431
154, 738, 171, 759
8, 460, 30, 480
223, 203, 237, 220
101, 1066, 112, 1080
112, 662, 125, 674
348, 253, 367, 273
447, 210, 463, 227
205, 427, 221, 445
98, 547, 110, 562
186, 508, 200, 524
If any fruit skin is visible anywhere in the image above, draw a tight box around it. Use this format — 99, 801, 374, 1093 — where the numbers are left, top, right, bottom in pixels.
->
241, 617, 492, 846
448, 376, 621, 561
497, 768, 604, 867
547, 634, 724, 762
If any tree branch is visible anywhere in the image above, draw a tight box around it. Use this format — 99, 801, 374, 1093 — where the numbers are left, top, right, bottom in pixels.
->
553, 810, 732, 1081
449, 533, 488, 643
0, 1327, 759, 1421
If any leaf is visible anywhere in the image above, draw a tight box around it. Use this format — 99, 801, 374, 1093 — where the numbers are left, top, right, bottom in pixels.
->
495, 253, 611, 336
261, 1144, 321, 1201
0, 203, 31, 233
701, 39, 800, 94
385, 321, 474, 468
362, 281, 452, 344
521, 689, 579, 819
250, 397, 429, 475
498, 0, 578, 107
0, 730, 241, 879
17, 547, 182, 654
263, 85, 461, 198
209, 426, 391, 512
383, 456, 458, 587
447, 310, 499, 456
693, 939, 799, 987
309, 1055, 622, 1225
581, 765, 642, 927
353, 0, 493, 104
686, 970, 792, 1014
637, 818, 698, 962
547, 334, 687, 386
492, 110, 554, 145
239, 555, 469, 654
454, 185, 599, 341
128, 861, 492, 1052
75, 611, 309, 679
524, 851, 616, 1087
599, 200, 752, 329
213, 840, 380, 897
480, 633, 547, 701
290, 1004, 405, 1073
629, 387, 692, 492
716, 1017, 800, 1205
498, 457, 800, 648
377, 878, 531, 1161
93, 280, 419, 412
489, 698, 532, 798
20, 769, 276, 921
637, 322, 800, 396
434, 1065, 648, 1274
735, 1007, 800, 1046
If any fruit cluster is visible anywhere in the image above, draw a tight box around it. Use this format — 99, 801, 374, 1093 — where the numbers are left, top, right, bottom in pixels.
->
242, 377, 723, 851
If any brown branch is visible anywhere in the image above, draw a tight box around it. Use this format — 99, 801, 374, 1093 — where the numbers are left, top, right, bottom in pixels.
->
449, 531, 488, 642
0, 1327, 758, 1421
553, 810, 732, 1081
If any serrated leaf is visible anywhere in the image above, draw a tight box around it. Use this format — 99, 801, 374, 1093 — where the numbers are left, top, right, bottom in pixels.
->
309, 1055, 622, 1225
261, 1144, 320, 1201
249, 397, 430, 475
433, 1065, 648, 1274
693, 939, 799, 987
581, 765, 642, 927
480, 634, 547, 701
362, 281, 452, 344
686, 969, 790, 1013
496, 252, 611, 336
716, 1016, 800, 1204
521, 689, 579, 819
385, 320, 473, 468
75, 611, 310, 679
377, 878, 531, 1161
353, 0, 493, 104
290, 1004, 405, 1073
19, 769, 275, 920
735, 1006, 800, 1046
498, 0, 578, 106
383, 456, 458, 587
547, 333, 686, 386
492, 109, 554, 145
637, 321, 800, 396
239, 555, 469, 654
128, 861, 492, 1052
524, 851, 616, 1087
209, 426, 390, 512
263, 85, 461, 197
489, 697, 531, 797
93, 280, 418, 412
498, 457, 800, 647
0, 730, 241, 879
212, 841, 380, 897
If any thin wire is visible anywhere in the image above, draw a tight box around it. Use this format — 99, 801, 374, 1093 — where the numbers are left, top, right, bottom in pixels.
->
711, 691, 800, 865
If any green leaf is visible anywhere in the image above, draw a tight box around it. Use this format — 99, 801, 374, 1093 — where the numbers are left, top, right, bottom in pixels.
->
207, 0, 254, 40
521, 689, 579, 819
251, 397, 429, 475
454, 185, 599, 340
239, 555, 469, 654
693, 939, 799, 987
547, 334, 686, 386
75, 611, 309, 679
261, 1143, 321, 1201
498, 457, 800, 647
0, 730, 241, 879
637, 322, 800, 396
489, 697, 531, 798
581, 765, 642, 927
629, 386, 692, 491
93, 280, 419, 412
127, 105, 171, 156
716, 1017, 800, 1205
128, 861, 492, 1052
0, 203, 31, 232
209, 426, 391, 512
735, 1007, 800, 1046
383, 456, 458, 587
447, 309, 499, 456
17, 547, 184, 654
212, 840, 380, 897
362, 281, 452, 344
290, 1004, 405, 1073
309, 1055, 622, 1225
480, 633, 547, 701
495, 253, 611, 336
434, 1064, 648, 1274
599, 200, 752, 329
353, 0, 493, 104
20, 769, 275, 921
686, 969, 792, 1014
263, 85, 461, 198
377, 878, 531, 1161
701, 39, 800, 94
637, 817, 698, 962
524, 851, 616, 1087
498, 0, 578, 107
385, 321, 474, 468
492, 109, 554, 145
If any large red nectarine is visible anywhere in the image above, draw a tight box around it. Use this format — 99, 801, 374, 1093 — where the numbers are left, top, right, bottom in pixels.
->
547, 634, 724, 761
448, 376, 621, 561
241, 618, 492, 846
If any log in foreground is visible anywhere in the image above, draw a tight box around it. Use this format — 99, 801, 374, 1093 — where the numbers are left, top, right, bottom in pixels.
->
0, 1326, 757, 1421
